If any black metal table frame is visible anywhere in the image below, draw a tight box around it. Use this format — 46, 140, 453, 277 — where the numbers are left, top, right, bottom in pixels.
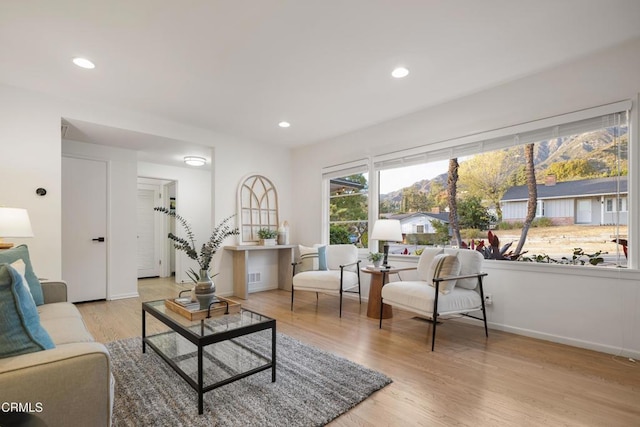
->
142, 302, 276, 414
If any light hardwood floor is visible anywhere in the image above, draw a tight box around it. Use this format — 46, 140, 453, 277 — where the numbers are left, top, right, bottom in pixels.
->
76, 277, 640, 426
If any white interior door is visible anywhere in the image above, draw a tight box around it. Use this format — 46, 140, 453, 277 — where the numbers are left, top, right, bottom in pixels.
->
62, 156, 108, 302
137, 184, 161, 278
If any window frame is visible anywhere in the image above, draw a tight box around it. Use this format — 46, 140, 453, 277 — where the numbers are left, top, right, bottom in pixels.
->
321, 160, 370, 249
605, 196, 628, 213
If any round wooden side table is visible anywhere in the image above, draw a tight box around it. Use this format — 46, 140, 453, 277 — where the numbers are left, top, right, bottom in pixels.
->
361, 267, 400, 319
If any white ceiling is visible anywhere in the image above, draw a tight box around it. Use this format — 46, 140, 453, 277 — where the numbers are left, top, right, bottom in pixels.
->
61, 118, 213, 170
3, 0, 640, 153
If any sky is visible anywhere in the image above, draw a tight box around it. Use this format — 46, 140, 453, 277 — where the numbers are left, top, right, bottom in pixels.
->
379, 160, 449, 194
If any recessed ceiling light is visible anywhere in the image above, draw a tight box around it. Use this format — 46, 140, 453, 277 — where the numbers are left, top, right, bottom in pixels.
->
184, 156, 206, 166
73, 57, 96, 69
391, 67, 409, 78
278, 121, 291, 128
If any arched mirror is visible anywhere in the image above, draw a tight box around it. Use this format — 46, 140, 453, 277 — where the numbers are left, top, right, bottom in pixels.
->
238, 174, 279, 244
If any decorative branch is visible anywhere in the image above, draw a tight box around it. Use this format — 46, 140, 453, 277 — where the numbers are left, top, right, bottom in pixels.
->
154, 207, 239, 272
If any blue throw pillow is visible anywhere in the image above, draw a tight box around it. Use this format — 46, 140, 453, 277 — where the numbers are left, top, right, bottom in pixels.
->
317, 245, 328, 271
0, 264, 55, 359
0, 245, 44, 305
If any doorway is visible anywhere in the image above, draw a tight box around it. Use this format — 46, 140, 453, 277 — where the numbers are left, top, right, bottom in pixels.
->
137, 183, 161, 278
137, 177, 176, 278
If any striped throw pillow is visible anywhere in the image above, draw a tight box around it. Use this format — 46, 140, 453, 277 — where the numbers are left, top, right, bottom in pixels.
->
298, 245, 328, 272
427, 253, 461, 294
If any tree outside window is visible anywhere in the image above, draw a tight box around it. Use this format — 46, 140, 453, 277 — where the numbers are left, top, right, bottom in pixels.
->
329, 174, 368, 247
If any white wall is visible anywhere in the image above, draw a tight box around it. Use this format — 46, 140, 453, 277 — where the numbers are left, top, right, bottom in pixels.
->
0, 82, 292, 300
291, 37, 640, 357
0, 85, 61, 279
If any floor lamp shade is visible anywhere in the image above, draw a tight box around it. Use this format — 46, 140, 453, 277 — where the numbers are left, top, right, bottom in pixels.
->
371, 219, 402, 267
0, 208, 34, 249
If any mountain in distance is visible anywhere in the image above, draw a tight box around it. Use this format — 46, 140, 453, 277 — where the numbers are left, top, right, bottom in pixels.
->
380, 128, 626, 202
534, 129, 626, 172
380, 174, 447, 205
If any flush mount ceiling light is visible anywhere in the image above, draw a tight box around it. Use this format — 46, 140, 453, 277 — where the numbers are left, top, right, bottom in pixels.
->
184, 156, 206, 166
278, 121, 291, 128
391, 67, 409, 78
72, 57, 96, 69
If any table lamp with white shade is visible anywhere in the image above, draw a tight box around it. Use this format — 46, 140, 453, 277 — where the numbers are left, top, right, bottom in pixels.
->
0, 207, 34, 249
371, 219, 403, 268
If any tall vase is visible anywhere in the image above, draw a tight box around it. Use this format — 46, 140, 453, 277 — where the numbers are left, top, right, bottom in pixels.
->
195, 269, 216, 310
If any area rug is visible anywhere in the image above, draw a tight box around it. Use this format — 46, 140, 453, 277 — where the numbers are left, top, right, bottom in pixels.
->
106, 333, 392, 426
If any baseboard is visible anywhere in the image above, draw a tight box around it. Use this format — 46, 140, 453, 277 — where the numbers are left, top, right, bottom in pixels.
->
249, 284, 278, 293
496, 323, 640, 359
453, 317, 640, 359
108, 292, 139, 300
216, 290, 234, 298
343, 293, 367, 303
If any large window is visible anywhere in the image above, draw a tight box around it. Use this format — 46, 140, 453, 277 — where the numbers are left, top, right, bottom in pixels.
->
372, 102, 630, 267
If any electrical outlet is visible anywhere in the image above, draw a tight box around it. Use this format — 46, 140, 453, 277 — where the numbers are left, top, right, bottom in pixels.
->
484, 294, 493, 305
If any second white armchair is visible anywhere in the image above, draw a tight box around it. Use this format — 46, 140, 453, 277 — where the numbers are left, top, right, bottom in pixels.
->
291, 244, 361, 317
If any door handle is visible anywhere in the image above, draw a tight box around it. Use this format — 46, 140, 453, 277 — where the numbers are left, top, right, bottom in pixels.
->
92, 237, 105, 242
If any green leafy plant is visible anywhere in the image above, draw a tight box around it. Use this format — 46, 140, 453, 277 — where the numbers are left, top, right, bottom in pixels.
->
154, 207, 239, 272
257, 228, 278, 239
367, 252, 383, 262
562, 248, 606, 265
431, 219, 452, 244
518, 248, 606, 266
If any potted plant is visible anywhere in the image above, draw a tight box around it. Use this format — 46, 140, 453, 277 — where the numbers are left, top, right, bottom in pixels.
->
257, 228, 278, 246
154, 207, 239, 308
368, 252, 384, 267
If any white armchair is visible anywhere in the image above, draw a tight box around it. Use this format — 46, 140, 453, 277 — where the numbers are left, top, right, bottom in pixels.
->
380, 248, 488, 350
291, 244, 361, 317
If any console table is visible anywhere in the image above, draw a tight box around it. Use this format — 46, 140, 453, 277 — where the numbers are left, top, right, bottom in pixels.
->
224, 245, 296, 299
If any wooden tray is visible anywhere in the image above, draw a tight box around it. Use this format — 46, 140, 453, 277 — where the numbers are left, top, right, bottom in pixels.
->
165, 296, 241, 321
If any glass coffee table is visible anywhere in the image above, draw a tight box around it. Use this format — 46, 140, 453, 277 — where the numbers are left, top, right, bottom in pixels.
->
142, 300, 276, 414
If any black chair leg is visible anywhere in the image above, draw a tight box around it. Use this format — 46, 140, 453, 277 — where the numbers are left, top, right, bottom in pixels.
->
478, 276, 489, 337
357, 265, 362, 305
379, 297, 384, 328
483, 308, 489, 337
339, 290, 343, 318
290, 287, 294, 311
432, 287, 439, 351
431, 313, 437, 351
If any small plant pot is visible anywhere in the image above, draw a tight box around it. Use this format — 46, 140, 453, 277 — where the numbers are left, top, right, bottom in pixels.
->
260, 238, 277, 246
373, 260, 382, 267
